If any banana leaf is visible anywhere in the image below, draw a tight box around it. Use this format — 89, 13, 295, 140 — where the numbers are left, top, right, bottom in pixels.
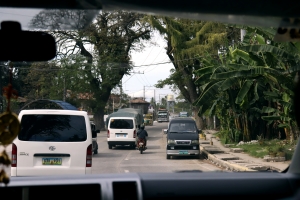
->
194, 66, 214, 75
278, 123, 290, 128
261, 106, 277, 113
195, 81, 223, 110
262, 116, 291, 121
241, 45, 295, 60
195, 73, 212, 84
235, 80, 253, 104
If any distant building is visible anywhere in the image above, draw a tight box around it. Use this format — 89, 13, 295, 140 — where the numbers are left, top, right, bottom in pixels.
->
129, 97, 150, 114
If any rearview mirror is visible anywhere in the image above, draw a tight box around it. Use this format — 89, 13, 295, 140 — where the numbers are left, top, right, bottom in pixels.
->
0, 21, 56, 61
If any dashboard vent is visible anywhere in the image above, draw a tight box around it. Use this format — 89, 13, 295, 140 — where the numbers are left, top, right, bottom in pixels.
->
113, 181, 138, 200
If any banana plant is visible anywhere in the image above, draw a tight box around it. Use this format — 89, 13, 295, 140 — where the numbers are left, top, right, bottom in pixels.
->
194, 27, 300, 141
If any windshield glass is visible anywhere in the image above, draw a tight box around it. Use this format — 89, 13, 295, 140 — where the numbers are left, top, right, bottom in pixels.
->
19, 115, 87, 142
0, 7, 294, 177
109, 119, 134, 129
169, 122, 197, 133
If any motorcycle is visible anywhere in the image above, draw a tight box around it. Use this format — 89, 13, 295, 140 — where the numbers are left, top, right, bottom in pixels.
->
137, 138, 146, 154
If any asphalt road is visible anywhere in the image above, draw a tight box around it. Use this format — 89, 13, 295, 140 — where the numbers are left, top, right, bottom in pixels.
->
92, 122, 221, 173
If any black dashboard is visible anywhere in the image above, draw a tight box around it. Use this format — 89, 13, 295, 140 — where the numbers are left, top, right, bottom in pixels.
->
1, 172, 300, 200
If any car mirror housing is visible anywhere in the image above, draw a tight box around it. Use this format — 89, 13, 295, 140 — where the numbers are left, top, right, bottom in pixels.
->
0, 21, 56, 61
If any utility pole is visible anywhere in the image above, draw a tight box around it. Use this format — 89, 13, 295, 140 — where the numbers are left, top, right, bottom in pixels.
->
154, 89, 156, 106
113, 98, 114, 112
143, 86, 145, 100
63, 76, 66, 102
120, 79, 122, 107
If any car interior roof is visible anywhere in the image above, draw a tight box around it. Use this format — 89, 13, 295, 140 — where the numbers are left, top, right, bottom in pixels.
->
1, 0, 299, 30
0, 0, 299, 17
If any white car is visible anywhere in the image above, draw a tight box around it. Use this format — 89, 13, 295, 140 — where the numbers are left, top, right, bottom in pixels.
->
11, 109, 93, 176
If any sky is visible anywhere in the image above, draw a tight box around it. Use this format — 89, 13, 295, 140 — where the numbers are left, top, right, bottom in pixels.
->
122, 32, 177, 104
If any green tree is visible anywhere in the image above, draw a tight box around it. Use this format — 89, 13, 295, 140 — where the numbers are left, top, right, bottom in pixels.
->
149, 17, 239, 128
30, 10, 152, 129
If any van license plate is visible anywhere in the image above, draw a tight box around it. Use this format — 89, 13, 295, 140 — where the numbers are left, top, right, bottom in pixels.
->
116, 134, 126, 137
179, 150, 189, 155
42, 158, 62, 165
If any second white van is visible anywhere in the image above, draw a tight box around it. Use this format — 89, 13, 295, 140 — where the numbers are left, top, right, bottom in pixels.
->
107, 117, 138, 149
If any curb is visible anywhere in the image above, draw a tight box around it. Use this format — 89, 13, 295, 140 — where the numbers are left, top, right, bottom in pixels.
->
200, 146, 256, 172
201, 147, 282, 172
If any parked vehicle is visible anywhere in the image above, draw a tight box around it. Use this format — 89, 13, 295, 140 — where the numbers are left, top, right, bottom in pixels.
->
166, 117, 201, 159
12, 109, 93, 176
157, 109, 169, 123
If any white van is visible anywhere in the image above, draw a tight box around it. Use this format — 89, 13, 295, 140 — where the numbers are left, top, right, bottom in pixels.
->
107, 117, 138, 149
11, 109, 93, 176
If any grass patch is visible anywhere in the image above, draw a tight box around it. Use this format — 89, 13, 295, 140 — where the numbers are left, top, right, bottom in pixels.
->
232, 143, 268, 158
231, 139, 296, 160
215, 131, 297, 160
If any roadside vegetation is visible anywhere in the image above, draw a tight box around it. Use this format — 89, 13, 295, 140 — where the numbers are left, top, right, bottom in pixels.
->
216, 131, 297, 160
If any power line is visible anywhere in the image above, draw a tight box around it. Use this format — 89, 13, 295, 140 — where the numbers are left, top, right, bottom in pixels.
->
123, 74, 135, 84
138, 32, 160, 67
143, 74, 152, 85
9, 55, 209, 72
145, 48, 162, 71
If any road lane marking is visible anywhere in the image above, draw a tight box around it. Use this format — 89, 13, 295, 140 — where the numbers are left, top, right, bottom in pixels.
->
125, 158, 129, 160
124, 170, 129, 173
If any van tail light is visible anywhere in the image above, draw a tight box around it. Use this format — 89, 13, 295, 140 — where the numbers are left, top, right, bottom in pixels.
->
86, 144, 92, 167
133, 130, 136, 138
12, 143, 17, 167
107, 130, 110, 138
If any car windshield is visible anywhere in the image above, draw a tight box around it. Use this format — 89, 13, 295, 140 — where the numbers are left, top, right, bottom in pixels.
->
109, 119, 134, 129
169, 122, 197, 133
0, 5, 296, 178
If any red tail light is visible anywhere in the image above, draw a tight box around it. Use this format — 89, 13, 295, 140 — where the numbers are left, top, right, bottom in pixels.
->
133, 130, 136, 138
12, 143, 17, 167
107, 130, 110, 138
86, 144, 92, 167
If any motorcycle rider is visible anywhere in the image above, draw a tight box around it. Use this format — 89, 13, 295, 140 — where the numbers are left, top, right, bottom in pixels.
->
137, 125, 148, 149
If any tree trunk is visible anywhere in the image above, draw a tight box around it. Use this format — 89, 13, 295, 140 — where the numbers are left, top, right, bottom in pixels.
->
94, 107, 105, 131
193, 107, 204, 129
206, 116, 214, 129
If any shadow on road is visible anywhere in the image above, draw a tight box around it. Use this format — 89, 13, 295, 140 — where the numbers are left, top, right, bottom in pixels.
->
138, 151, 157, 154
148, 137, 163, 141
168, 156, 202, 160
93, 153, 123, 158
146, 145, 161, 149
112, 146, 136, 150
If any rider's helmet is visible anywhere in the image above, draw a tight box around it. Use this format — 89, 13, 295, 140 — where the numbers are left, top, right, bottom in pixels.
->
140, 125, 145, 130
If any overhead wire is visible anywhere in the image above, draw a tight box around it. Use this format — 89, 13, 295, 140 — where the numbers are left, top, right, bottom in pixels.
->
9, 55, 212, 71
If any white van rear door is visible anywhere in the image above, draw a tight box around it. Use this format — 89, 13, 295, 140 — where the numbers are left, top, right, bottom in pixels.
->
16, 113, 90, 176
109, 118, 134, 138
